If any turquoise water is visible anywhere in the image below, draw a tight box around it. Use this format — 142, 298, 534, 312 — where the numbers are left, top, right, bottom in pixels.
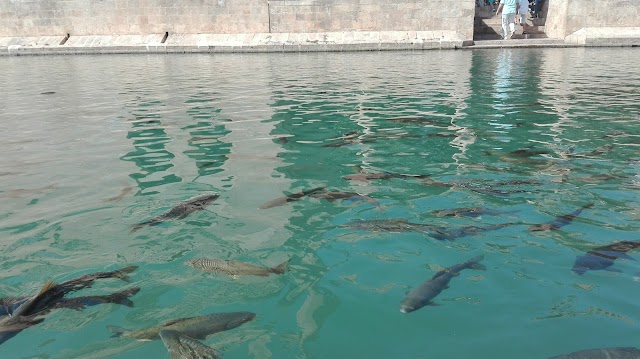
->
0, 48, 639, 359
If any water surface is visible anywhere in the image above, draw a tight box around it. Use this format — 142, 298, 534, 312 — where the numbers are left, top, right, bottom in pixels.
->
0, 48, 639, 359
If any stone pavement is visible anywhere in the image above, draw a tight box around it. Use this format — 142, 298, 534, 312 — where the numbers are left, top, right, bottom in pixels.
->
0, 29, 638, 55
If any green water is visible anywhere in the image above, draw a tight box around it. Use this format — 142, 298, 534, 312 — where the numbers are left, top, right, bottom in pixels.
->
0, 48, 639, 359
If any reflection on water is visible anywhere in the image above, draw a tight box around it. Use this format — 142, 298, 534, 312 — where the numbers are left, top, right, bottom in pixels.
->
0, 48, 639, 359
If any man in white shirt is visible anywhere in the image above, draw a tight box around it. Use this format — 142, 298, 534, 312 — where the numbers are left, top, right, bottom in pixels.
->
496, 0, 520, 39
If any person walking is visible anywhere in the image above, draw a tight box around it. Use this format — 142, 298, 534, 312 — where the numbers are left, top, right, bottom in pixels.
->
518, 0, 529, 30
496, 0, 519, 39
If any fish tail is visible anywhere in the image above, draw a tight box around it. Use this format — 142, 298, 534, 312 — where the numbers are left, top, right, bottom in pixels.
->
467, 255, 486, 270
109, 287, 141, 307
107, 325, 131, 338
271, 259, 291, 274
114, 266, 139, 282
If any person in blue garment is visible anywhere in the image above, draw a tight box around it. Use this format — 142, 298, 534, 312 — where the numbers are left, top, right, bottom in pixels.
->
495, 0, 520, 39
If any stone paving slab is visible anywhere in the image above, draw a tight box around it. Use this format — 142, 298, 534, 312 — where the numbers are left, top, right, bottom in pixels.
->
1, 29, 639, 55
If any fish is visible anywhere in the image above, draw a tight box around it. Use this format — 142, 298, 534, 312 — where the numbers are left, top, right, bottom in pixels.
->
572, 240, 640, 275
258, 187, 325, 209
342, 219, 435, 233
131, 193, 219, 232
0, 266, 138, 318
0, 274, 140, 345
160, 330, 222, 359
529, 203, 594, 231
41, 91, 56, 95
108, 311, 256, 341
309, 191, 381, 207
385, 116, 443, 125
548, 347, 640, 358
104, 186, 134, 202
186, 258, 289, 277
507, 148, 551, 158
51, 287, 141, 310
400, 255, 486, 313
427, 223, 514, 241
342, 172, 429, 182
430, 207, 519, 218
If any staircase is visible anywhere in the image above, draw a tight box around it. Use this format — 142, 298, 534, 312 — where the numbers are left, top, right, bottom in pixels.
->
474, 4, 547, 41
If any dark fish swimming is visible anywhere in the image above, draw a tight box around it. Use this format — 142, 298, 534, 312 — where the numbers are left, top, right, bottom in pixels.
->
385, 116, 443, 125
309, 191, 381, 207
131, 193, 219, 232
0, 267, 140, 345
427, 223, 514, 241
258, 187, 325, 209
342, 219, 435, 233
529, 203, 594, 231
431, 207, 519, 218
400, 255, 486, 313
572, 240, 640, 275
548, 347, 640, 358
0, 266, 138, 317
186, 258, 289, 277
108, 311, 256, 341
342, 172, 429, 182
160, 330, 222, 359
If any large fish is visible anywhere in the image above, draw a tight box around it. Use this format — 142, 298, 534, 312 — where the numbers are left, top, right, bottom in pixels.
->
342, 172, 429, 182
0, 266, 138, 317
427, 223, 514, 241
548, 347, 640, 358
186, 258, 289, 277
385, 116, 443, 125
131, 193, 219, 232
342, 219, 435, 233
160, 330, 222, 359
309, 191, 381, 207
431, 207, 519, 218
572, 240, 640, 275
51, 287, 141, 311
529, 203, 594, 231
400, 255, 486, 313
0, 281, 139, 345
108, 311, 256, 341
258, 187, 325, 209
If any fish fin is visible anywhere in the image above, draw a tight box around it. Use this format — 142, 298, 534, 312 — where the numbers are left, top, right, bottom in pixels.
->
271, 259, 290, 274
107, 325, 131, 338
38, 280, 57, 296
163, 316, 196, 326
114, 266, 139, 282
469, 263, 487, 271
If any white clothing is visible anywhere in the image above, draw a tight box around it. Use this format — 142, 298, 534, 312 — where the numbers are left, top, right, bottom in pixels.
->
501, 13, 516, 39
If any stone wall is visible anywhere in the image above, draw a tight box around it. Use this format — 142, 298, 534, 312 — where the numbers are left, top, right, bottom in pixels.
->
0, 0, 270, 36
546, 0, 640, 38
269, 0, 475, 40
0, 0, 474, 40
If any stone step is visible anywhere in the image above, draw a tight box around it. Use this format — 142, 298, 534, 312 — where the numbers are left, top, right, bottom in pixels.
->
471, 38, 564, 47
474, 32, 548, 40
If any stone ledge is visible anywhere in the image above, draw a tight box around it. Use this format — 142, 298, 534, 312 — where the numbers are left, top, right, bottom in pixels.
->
565, 27, 640, 46
0, 31, 467, 55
